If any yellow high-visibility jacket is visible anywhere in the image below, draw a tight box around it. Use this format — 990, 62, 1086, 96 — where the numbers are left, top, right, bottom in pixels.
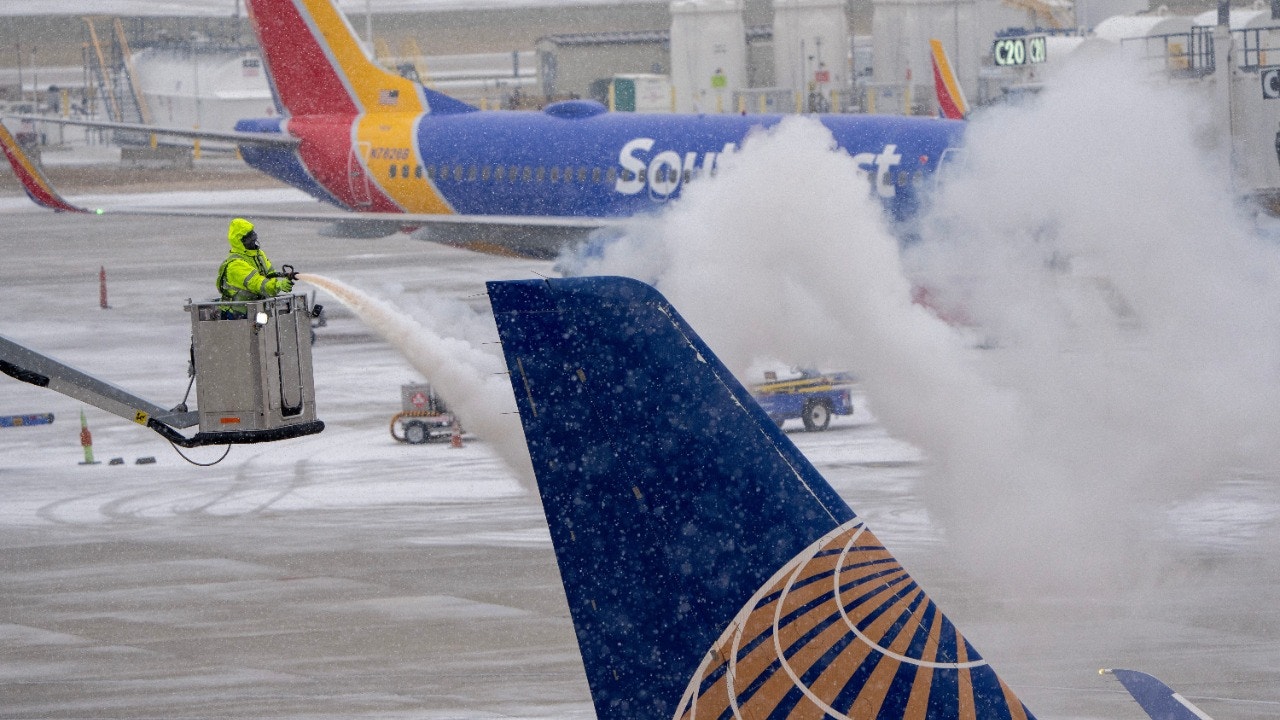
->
217, 220, 280, 301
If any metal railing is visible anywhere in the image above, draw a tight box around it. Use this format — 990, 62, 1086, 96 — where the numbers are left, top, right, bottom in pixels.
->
1122, 25, 1280, 77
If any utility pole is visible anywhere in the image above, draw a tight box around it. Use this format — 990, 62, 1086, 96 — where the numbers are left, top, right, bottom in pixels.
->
1213, 0, 1233, 182
954, 0, 960, 61
15, 41, 24, 104
953, 0, 961, 108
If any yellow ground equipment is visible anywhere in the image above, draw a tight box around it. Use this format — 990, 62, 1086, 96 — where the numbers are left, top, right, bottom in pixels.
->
390, 382, 456, 444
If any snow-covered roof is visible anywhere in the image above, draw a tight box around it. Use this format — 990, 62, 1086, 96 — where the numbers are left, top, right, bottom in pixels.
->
1093, 13, 1195, 42
1192, 9, 1278, 29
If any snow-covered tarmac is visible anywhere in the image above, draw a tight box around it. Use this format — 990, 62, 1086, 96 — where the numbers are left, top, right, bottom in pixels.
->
2, 198, 1279, 718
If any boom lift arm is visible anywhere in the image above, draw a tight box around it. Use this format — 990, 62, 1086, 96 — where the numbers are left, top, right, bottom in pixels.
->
0, 296, 324, 448
0, 333, 203, 446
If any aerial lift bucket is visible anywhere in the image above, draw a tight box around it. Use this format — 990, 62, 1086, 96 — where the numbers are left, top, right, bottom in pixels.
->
0, 295, 324, 448
188, 295, 321, 440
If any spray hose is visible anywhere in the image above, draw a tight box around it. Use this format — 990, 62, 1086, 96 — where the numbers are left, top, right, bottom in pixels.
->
270, 264, 300, 281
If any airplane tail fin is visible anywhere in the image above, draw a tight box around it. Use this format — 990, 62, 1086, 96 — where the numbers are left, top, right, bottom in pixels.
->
488, 276, 1035, 720
243, 0, 473, 117
0, 121, 88, 213
930, 39, 970, 120
1102, 669, 1215, 720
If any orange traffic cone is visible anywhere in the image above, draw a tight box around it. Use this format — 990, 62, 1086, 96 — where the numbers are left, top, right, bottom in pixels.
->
99, 266, 111, 310
78, 409, 100, 465
450, 419, 463, 449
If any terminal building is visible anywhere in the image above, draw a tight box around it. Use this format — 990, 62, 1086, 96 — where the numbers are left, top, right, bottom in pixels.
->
1, 0, 1276, 203
0, 0, 1245, 122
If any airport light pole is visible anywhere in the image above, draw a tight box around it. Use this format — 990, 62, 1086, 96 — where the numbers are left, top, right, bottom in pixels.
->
15, 42, 24, 104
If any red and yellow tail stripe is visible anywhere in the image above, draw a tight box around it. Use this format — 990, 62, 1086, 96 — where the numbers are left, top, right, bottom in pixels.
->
930, 39, 970, 120
245, 0, 424, 118
0, 122, 87, 213
244, 0, 452, 215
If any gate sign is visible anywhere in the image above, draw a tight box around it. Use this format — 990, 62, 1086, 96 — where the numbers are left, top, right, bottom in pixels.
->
993, 36, 1047, 67
1262, 67, 1280, 99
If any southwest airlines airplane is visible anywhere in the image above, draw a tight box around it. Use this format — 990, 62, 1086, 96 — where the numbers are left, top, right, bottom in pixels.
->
491, 274, 1216, 720
1, 0, 965, 259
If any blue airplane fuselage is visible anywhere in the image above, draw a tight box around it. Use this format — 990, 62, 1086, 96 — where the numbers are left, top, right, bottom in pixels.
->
238, 103, 964, 228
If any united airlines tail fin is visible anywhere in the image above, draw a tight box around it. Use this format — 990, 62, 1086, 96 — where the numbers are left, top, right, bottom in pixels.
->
930, 39, 970, 120
1102, 669, 1215, 720
488, 276, 1035, 719
0, 121, 88, 213
243, 0, 474, 117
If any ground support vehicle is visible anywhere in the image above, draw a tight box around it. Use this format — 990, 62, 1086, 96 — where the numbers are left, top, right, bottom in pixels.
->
390, 383, 457, 445
749, 371, 855, 432
0, 413, 53, 428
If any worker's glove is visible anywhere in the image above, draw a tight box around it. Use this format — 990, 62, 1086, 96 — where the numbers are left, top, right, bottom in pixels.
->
268, 277, 293, 295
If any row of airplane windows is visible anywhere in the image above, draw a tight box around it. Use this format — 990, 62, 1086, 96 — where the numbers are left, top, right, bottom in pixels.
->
385, 161, 925, 189
386, 162, 692, 185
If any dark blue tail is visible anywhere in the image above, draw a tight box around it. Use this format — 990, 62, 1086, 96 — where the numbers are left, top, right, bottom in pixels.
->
488, 276, 1035, 720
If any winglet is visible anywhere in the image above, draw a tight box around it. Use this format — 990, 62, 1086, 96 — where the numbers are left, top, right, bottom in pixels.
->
489, 276, 1036, 720
930, 38, 970, 120
0, 121, 89, 213
1101, 668, 1215, 720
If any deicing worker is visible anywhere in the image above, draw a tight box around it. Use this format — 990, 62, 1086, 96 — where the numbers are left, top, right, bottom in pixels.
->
216, 218, 294, 302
